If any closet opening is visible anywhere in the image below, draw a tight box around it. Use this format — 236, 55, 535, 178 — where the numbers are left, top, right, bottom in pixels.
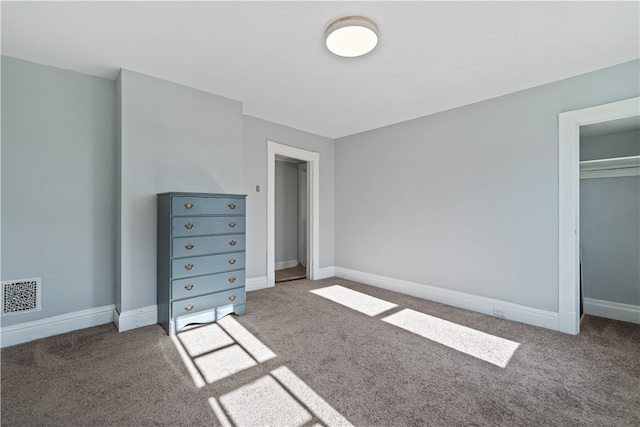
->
579, 117, 640, 324
558, 97, 640, 334
274, 156, 308, 283
267, 141, 320, 288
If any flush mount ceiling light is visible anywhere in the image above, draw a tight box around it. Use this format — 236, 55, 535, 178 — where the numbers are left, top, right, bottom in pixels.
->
325, 16, 379, 58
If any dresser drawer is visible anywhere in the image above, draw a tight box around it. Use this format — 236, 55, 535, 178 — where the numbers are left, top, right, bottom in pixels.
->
172, 216, 245, 237
172, 270, 245, 300
172, 287, 246, 318
173, 234, 245, 258
172, 196, 245, 216
172, 252, 245, 279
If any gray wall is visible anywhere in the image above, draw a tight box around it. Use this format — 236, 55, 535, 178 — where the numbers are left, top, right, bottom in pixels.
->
0, 58, 334, 329
243, 115, 334, 280
580, 129, 640, 161
2, 53, 637, 331
1, 56, 116, 326
335, 60, 639, 313
118, 69, 243, 313
580, 130, 640, 305
275, 160, 299, 265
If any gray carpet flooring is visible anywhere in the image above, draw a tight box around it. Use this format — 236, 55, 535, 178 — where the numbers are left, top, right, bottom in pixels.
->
2, 277, 639, 426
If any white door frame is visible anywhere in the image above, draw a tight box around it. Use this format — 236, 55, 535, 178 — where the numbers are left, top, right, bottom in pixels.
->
267, 140, 320, 287
297, 163, 308, 268
558, 96, 639, 334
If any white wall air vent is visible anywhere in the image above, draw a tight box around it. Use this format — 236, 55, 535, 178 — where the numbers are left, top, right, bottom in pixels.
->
1, 278, 42, 315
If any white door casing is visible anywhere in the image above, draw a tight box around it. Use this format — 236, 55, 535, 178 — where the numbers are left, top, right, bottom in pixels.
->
298, 163, 308, 268
558, 97, 639, 334
267, 141, 319, 287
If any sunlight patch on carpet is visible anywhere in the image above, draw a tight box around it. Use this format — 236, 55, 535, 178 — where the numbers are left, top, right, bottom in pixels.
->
210, 366, 353, 427
218, 315, 277, 363
178, 323, 235, 357
271, 366, 354, 427
382, 309, 520, 368
213, 375, 313, 426
171, 335, 206, 388
194, 344, 257, 384
174, 316, 277, 388
310, 285, 397, 316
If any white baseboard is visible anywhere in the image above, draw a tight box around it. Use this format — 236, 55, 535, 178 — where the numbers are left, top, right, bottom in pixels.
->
559, 310, 580, 334
315, 266, 335, 280
0, 305, 116, 348
275, 260, 299, 271
334, 267, 559, 331
584, 298, 640, 324
246, 276, 271, 292
115, 305, 158, 332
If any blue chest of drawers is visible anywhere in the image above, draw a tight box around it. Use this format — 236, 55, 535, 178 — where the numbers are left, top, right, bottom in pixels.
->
157, 192, 247, 335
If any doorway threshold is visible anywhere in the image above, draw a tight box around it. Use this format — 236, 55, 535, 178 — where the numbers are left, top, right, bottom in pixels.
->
275, 264, 307, 283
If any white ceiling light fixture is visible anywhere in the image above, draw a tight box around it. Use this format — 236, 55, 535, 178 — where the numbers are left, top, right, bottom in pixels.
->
325, 16, 379, 58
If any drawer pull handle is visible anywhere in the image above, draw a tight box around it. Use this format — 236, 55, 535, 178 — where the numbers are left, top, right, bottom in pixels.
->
185, 284, 194, 291
228, 258, 236, 265
185, 243, 194, 250
229, 295, 236, 302
185, 223, 194, 230
228, 222, 236, 228
229, 240, 236, 246
185, 202, 194, 209
185, 304, 194, 312
229, 203, 236, 210
229, 276, 236, 283
185, 264, 194, 270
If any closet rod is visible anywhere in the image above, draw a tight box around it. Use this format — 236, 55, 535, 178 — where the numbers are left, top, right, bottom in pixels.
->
580, 155, 640, 179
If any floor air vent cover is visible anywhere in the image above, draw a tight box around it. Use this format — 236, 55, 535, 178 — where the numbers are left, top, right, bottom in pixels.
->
1, 278, 41, 315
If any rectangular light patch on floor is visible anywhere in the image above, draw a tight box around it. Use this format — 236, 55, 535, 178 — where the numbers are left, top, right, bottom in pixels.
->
310, 285, 397, 316
271, 366, 354, 427
194, 344, 257, 384
214, 375, 313, 427
382, 309, 520, 368
210, 366, 353, 427
218, 315, 277, 363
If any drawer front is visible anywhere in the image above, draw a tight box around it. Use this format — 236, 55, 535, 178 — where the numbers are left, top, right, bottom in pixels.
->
172, 196, 245, 216
172, 252, 246, 279
172, 216, 245, 237
172, 270, 245, 300
172, 287, 246, 318
173, 234, 245, 258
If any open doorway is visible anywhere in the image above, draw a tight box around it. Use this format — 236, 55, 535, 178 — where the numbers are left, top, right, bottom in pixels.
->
274, 157, 308, 283
267, 141, 320, 288
558, 97, 639, 334
579, 118, 640, 323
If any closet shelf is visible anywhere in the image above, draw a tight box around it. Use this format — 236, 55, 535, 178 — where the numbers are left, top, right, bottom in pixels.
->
580, 155, 640, 179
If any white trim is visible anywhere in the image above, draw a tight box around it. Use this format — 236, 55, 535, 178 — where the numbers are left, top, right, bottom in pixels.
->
580, 155, 640, 179
0, 304, 116, 348
115, 305, 157, 332
267, 140, 320, 288
275, 260, 300, 271
246, 276, 270, 292
334, 267, 559, 331
584, 298, 640, 324
558, 97, 640, 335
315, 266, 335, 280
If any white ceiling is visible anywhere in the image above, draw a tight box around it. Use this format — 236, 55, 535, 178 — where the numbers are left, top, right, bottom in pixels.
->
2, 1, 638, 139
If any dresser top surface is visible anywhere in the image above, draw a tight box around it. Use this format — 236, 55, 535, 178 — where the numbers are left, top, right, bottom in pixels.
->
158, 192, 246, 198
